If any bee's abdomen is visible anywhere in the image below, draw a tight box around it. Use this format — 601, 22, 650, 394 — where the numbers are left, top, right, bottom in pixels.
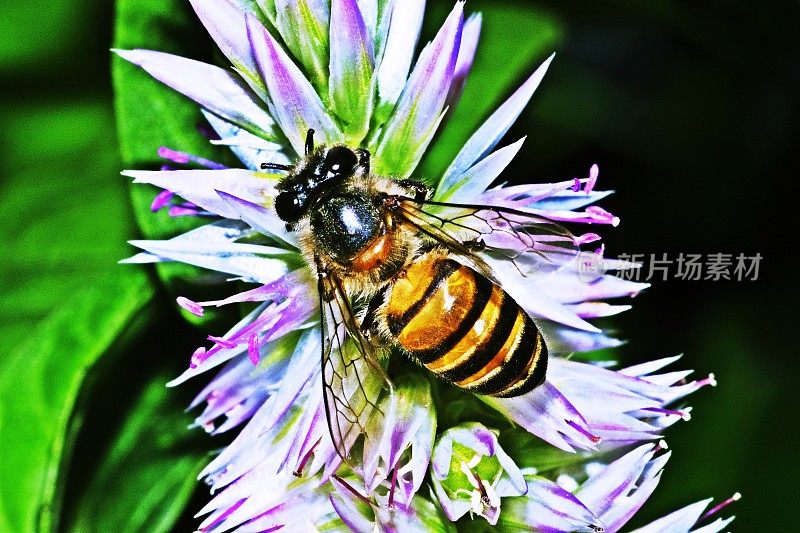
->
385, 253, 547, 397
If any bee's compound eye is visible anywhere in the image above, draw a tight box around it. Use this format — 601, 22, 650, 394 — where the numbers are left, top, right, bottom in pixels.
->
311, 193, 380, 261
274, 191, 303, 222
321, 146, 358, 177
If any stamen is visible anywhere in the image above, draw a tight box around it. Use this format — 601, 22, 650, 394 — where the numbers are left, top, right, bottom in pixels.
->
388, 463, 399, 507
572, 178, 582, 192
695, 373, 718, 388
644, 407, 691, 421
595, 243, 605, 257
566, 419, 601, 443
293, 437, 322, 477
247, 332, 260, 365
332, 475, 371, 506
473, 471, 491, 506
208, 336, 237, 349
150, 189, 174, 212
168, 205, 202, 217
574, 232, 602, 245
701, 492, 741, 521
158, 146, 227, 169
586, 205, 621, 227
177, 296, 205, 317
654, 439, 669, 453
190, 346, 209, 369
585, 164, 599, 194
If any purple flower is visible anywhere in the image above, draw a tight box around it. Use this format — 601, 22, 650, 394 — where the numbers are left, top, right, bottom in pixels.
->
117, 0, 734, 530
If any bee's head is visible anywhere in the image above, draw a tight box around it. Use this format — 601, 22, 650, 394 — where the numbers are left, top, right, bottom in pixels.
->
271, 130, 364, 223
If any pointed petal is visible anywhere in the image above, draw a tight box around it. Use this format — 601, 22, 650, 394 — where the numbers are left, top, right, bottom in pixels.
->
628, 499, 713, 533
502, 479, 599, 533
216, 190, 298, 247
247, 15, 344, 155
375, 0, 425, 110
202, 110, 292, 171
373, 1, 463, 177
124, 168, 278, 219
114, 49, 277, 139
436, 53, 554, 196
329, 0, 375, 141
128, 238, 289, 283
189, 0, 262, 87
444, 13, 482, 113
274, 0, 330, 87
439, 137, 525, 203
575, 444, 655, 512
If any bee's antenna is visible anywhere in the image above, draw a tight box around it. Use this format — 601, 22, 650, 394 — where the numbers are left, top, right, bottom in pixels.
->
305, 128, 316, 156
260, 162, 293, 171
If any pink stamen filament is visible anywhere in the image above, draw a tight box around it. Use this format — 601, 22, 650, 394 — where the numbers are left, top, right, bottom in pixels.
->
150, 189, 174, 212
190, 346, 209, 369
168, 205, 201, 217
177, 296, 205, 317
208, 335, 237, 349
701, 493, 741, 522
248, 332, 260, 365
293, 437, 322, 477
158, 146, 227, 170
585, 164, 599, 194
388, 464, 399, 507
695, 373, 718, 388
332, 476, 371, 506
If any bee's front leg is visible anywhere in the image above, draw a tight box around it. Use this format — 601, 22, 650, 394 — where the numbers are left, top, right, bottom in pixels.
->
397, 179, 428, 203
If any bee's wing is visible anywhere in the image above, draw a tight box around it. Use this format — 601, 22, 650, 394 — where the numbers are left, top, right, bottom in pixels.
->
396, 198, 579, 279
318, 269, 393, 464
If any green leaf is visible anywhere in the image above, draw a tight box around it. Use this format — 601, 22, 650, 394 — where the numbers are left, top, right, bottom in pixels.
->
0, 101, 135, 349
0, 268, 155, 532
416, 3, 563, 184
61, 370, 208, 533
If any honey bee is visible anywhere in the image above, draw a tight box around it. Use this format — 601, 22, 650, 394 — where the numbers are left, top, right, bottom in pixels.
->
263, 129, 576, 460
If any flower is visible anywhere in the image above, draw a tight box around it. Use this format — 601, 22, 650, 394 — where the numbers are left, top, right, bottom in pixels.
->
117, 0, 734, 530
430, 423, 527, 525
500, 443, 738, 533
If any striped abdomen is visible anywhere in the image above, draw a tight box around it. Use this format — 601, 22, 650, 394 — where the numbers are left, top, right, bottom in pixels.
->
384, 251, 547, 397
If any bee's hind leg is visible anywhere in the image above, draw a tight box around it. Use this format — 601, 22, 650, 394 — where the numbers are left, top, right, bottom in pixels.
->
360, 286, 388, 339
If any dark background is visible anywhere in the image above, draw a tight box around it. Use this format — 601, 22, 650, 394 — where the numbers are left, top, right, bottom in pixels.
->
1, 0, 796, 530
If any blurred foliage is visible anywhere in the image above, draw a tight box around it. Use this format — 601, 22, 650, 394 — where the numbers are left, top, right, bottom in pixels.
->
0, 0, 797, 531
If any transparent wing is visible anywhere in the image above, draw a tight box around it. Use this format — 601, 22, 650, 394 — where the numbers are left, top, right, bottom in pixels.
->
318, 268, 394, 465
395, 197, 579, 278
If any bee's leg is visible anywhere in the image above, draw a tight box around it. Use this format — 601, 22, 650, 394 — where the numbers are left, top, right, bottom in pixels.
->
463, 238, 486, 252
360, 286, 388, 339
305, 128, 316, 155
398, 179, 428, 203
260, 162, 293, 171
355, 148, 371, 172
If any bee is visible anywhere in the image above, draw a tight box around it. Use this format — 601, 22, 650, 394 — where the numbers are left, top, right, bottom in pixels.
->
263, 129, 576, 460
